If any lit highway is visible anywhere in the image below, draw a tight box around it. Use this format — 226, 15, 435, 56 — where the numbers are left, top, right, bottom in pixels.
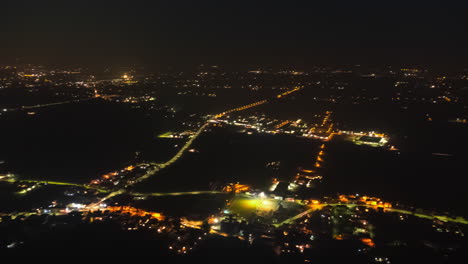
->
0, 178, 110, 193
158, 123, 210, 169
8, 177, 467, 226
274, 208, 316, 226
132, 122, 210, 184
19, 98, 96, 110
214, 100, 268, 118
131, 86, 303, 185
1, 86, 308, 209
277, 203, 468, 226
20, 100, 78, 109
131, 191, 223, 197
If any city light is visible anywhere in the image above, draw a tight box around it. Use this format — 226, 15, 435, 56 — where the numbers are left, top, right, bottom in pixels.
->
1, 50, 467, 260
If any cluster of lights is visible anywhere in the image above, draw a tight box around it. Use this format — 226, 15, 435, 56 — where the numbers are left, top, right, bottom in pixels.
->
304, 111, 334, 140
16, 182, 42, 194
89, 164, 140, 187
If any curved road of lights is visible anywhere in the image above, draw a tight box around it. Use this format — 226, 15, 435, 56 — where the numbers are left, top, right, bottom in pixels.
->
2, 88, 303, 207
7, 86, 466, 227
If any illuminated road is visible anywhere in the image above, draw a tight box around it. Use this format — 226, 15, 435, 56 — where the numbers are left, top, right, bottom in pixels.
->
1, 177, 221, 199
7, 175, 466, 226
214, 100, 268, 118
306, 110, 334, 140
4, 172, 467, 227
387, 207, 468, 225
158, 123, 210, 169
131, 191, 223, 197
19, 98, 95, 110
91, 123, 213, 206
0, 178, 110, 193
87, 189, 126, 208
133, 87, 303, 184
275, 208, 316, 226
132, 122, 210, 184
86, 87, 305, 205
21, 100, 76, 109
214, 86, 303, 119
2, 87, 305, 210
276, 203, 468, 227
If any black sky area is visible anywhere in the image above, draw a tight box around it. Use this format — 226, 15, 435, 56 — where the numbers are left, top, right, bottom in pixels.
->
1, 0, 467, 68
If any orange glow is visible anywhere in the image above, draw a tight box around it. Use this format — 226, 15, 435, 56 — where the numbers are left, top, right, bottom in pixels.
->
181, 219, 203, 227
339, 195, 348, 202
275, 120, 290, 129
152, 213, 161, 218
208, 217, 219, 225
334, 234, 344, 240
361, 238, 375, 247
224, 183, 250, 193
311, 200, 320, 205
125, 165, 135, 171
105, 206, 164, 220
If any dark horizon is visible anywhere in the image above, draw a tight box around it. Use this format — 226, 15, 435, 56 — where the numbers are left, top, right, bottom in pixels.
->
2, 1, 467, 68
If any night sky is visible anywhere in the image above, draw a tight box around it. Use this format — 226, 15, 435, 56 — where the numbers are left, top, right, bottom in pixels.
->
1, 0, 467, 68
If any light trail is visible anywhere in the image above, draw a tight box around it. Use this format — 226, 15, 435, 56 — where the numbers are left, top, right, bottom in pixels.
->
87, 123, 213, 206
132, 123, 210, 184
275, 120, 291, 129
131, 191, 223, 197
159, 123, 209, 168
20, 98, 93, 110
214, 100, 268, 118
0, 178, 109, 192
